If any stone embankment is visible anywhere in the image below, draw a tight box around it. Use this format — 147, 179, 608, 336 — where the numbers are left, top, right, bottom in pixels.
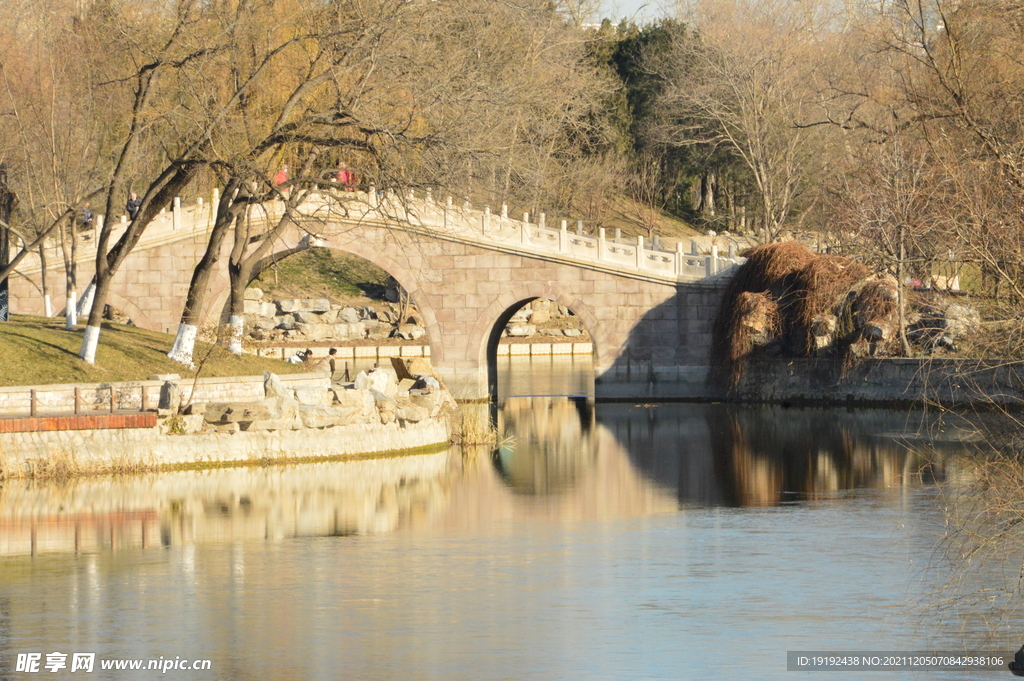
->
243, 289, 588, 346
0, 359, 456, 480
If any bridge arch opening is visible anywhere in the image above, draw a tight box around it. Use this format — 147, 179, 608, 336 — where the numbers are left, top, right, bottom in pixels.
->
225, 246, 432, 367
484, 296, 594, 402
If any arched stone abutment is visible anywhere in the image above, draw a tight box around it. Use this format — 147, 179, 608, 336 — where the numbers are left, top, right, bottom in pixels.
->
468, 283, 603, 401
206, 221, 444, 364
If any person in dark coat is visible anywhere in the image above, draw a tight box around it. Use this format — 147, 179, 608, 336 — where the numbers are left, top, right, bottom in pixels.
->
126, 192, 142, 221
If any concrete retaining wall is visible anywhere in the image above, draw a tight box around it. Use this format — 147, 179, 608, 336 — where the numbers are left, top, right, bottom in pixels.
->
594, 357, 1024, 407
0, 417, 450, 479
732, 358, 1024, 407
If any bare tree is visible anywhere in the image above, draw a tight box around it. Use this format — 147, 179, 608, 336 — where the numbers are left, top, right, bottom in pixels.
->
652, 0, 840, 242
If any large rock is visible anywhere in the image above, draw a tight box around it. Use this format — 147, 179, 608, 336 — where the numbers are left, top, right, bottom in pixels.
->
409, 390, 445, 417
244, 287, 264, 301
355, 369, 396, 397
277, 298, 330, 313
243, 417, 302, 432
530, 308, 551, 325
263, 394, 299, 420
563, 328, 582, 337
338, 307, 361, 324
295, 323, 332, 340
370, 388, 397, 425
294, 386, 332, 407
299, 405, 363, 429
274, 315, 297, 330
264, 371, 295, 399
510, 308, 531, 323
396, 324, 426, 340
391, 357, 435, 381
293, 311, 323, 324
332, 322, 365, 340
204, 401, 272, 424
396, 404, 429, 423
506, 324, 535, 337
319, 308, 341, 324
943, 302, 980, 338
243, 299, 264, 315
332, 388, 377, 421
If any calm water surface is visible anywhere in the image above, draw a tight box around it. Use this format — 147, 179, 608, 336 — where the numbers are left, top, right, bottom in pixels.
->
0, 357, 1015, 679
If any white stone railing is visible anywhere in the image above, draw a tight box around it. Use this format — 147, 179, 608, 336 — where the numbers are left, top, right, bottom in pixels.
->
14, 187, 745, 284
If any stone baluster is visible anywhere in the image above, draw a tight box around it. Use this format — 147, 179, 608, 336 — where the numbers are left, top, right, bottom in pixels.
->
711, 244, 719, 274
523, 212, 529, 223
425, 188, 433, 204
120, 214, 127, 224
614, 227, 621, 243
501, 203, 508, 218
598, 227, 607, 260
446, 195, 453, 208
172, 196, 181, 230
368, 185, 378, 209
559, 220, 568, 253
407, 188, 415, 201
95, 214, 103, 243
576, 220, 583, 236
675, 241, 684, 276
652, 234, 660, 250
691, 240, 699, 256
728, 243, 736, 259
539, 212, 546, 229
482, 206, 491, 233
521, 213, 529, 245
635, 235, 645, 269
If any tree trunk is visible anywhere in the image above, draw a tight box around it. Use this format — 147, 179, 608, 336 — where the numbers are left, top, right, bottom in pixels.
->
226, 261, 251, 355
79, 273, 113, 363
60, 219, 78, 329
80, 164, 197, 363
38, 244, 52, 317
896, 226, 913, 357
168, 180, 244, 366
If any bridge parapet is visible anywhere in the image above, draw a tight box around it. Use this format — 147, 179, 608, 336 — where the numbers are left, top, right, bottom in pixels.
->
13, 187, 745, 286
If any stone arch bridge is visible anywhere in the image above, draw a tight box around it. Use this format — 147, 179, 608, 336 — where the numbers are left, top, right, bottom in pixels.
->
8, 191, 743, 399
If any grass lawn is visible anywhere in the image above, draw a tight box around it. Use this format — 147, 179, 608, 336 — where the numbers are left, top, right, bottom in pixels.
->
0, 316, 308, 387
250, 248, 390, 307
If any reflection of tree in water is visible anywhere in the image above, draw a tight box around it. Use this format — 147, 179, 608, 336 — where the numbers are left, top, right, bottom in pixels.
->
708, 406, 952, 506
607, 403, 953, 507
493, 396, 594, 495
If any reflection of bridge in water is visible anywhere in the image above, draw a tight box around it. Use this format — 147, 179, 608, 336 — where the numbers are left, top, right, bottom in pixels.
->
0, 398, 964, 556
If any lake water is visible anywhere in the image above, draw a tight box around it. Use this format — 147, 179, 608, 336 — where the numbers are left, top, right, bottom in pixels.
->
0, 357, 1018, 679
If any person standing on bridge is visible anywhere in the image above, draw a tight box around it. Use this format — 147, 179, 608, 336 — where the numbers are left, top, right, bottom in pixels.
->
274, 164, 289, 188
125, 192, 142, 221
78, 202, 94, 237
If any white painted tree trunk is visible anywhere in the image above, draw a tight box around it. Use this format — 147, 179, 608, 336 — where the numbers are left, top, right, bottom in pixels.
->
80, 324, 101, 364
76, 281, 96, 318
227, 315, 244, 355
43, 294, 52, 318
65, 291, 77, 329
167, 323, 198, 368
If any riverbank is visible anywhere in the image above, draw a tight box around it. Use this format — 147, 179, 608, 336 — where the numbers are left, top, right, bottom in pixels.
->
0, 363, 460, 481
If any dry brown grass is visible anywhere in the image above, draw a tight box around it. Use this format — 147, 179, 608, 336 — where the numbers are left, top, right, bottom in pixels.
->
711, 242, 908, 389
793, 255, 870, 353
711, 242, 816, 388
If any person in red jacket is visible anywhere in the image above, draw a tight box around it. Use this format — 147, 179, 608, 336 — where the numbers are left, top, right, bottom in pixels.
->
273, 164, 289, 188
